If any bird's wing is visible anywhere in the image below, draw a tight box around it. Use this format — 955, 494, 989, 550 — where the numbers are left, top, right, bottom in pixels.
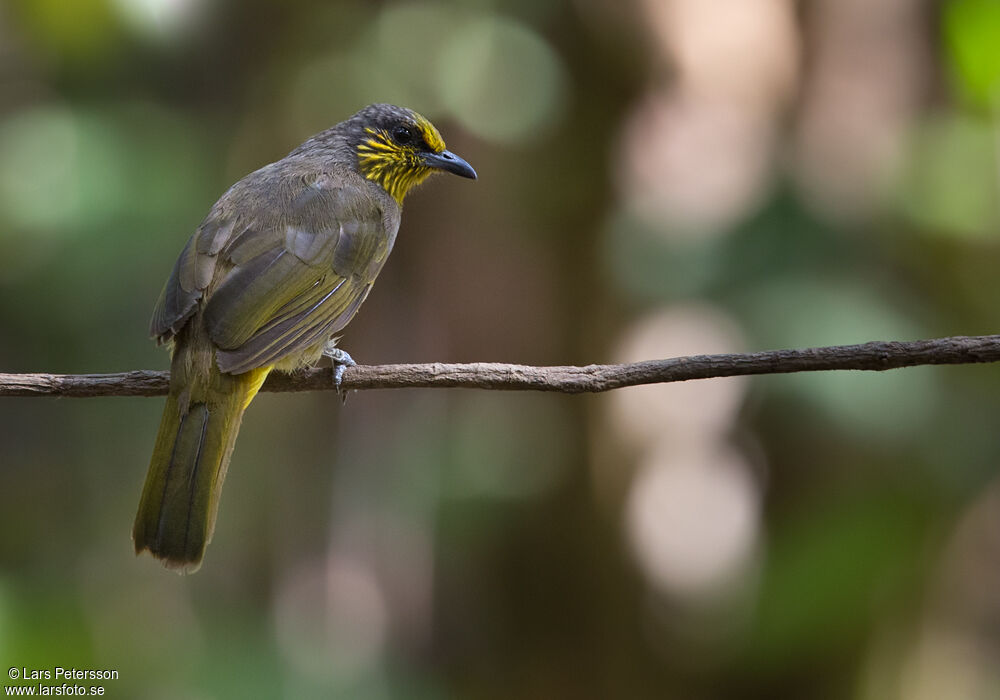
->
203, 180, 392, 374
150, 215, 233, 343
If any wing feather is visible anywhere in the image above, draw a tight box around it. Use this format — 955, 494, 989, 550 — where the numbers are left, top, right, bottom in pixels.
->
215, 278, 348, 373
150, 168, 393, 370
204, 177, 391, 373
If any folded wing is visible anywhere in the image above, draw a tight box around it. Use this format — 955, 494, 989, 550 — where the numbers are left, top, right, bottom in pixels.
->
151, 176, 392, 374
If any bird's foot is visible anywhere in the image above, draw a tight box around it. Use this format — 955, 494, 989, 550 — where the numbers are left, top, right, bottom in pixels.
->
322, 343, 356, 403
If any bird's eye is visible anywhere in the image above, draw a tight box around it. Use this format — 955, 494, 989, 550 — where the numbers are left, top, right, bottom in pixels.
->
391, 125, 413, 144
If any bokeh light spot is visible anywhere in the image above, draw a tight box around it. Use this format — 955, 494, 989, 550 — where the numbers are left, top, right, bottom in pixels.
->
944, 0, 1000, 107
274, 559, 387, 683
0, 107, 82, 232
744, 276, 939, 439
897, 113, 1000, 237
609, 305, 748, 448
111, 0, 206, 41
436, 15, 567, 142
626, 444, 760, 596
369, 1, 459, 111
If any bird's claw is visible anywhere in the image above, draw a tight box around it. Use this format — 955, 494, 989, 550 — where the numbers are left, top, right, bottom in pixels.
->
322, 344, 356, 403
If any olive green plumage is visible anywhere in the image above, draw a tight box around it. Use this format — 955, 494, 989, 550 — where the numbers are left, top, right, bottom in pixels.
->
134, 104, 475, 572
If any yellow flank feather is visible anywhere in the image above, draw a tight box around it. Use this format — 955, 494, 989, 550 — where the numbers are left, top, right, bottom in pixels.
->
240, 364, 270, 410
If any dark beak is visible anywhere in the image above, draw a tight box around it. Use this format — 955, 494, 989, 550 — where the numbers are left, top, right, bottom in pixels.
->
423, 149, 477, 179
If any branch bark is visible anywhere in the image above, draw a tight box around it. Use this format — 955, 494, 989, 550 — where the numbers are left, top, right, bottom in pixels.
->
1, 335, 999, 398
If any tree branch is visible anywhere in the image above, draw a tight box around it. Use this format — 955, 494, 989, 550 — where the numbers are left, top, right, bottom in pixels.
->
2, 335, 999, 399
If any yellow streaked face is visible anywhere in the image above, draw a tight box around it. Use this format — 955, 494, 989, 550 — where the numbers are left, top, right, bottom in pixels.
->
412, 112, 447, 153
356, 110, 473, 203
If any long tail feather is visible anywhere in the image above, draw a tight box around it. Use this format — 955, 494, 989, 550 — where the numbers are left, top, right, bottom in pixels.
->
133, 356, 269, 573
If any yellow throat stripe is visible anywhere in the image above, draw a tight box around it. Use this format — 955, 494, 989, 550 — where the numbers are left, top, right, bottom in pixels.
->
356, 113, 447, 203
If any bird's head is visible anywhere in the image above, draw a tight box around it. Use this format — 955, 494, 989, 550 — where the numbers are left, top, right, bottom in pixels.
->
346, 103, 476, 204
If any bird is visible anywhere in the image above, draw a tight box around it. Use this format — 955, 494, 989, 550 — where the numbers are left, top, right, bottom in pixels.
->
133, 103, 476, 572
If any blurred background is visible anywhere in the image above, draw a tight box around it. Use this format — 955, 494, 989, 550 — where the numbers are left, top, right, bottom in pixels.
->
1, 0, 1000, 697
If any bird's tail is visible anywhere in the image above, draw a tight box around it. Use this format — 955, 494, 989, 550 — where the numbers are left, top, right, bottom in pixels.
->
133, 353, 270, 573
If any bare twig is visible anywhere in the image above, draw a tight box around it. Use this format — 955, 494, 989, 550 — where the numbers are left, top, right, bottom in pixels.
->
1, 335, 998, 399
